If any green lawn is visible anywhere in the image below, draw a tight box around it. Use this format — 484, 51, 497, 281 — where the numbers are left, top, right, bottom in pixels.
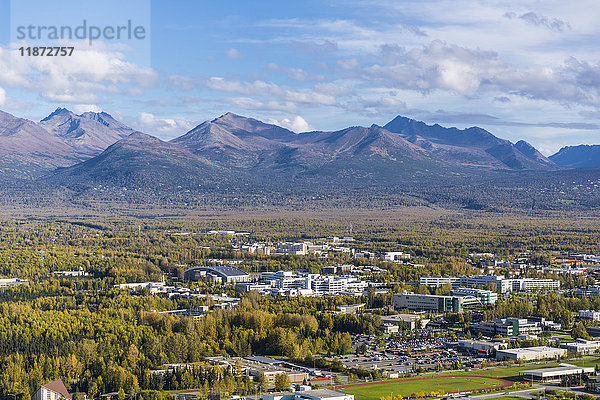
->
338, 376, 507, 399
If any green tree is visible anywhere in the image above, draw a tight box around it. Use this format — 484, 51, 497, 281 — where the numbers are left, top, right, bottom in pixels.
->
274, 373, 290, 392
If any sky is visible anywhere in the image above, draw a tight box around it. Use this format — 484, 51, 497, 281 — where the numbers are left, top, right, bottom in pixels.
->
0, 0, 599, 155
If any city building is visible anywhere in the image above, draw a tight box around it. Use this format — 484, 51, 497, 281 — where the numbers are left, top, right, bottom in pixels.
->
380, 314, 430, 330
560, 339, 600, 355
457, 339, 503, 356
519, 364, 594, 382
263, 389, 354, 400
576, 287, 600, 297
32, 380, 73, 400
471, 317, 543, 337
496, 346, 566, 361
579, 310, 600, 321
393, 293, 465, 313
451, 288, 498, 304
277, 242, 309, 255
0, 278, 29, 287
419, 275, 559, 293
183, 266, 251, 283
206, 356, 309, 386
382, 252, 411, 262
253, 271, 368, 296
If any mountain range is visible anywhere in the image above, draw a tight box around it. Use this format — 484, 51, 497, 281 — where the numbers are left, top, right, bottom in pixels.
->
0, 107, 598, 211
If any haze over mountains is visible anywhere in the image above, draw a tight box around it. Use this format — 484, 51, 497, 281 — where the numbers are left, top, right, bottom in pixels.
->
0, 107, 598, 212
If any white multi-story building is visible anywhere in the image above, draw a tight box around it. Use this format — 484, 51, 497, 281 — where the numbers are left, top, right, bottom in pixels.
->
259, 271, 367, 296
561, 339, 600, 355
277, 242, 309, 255
419, 275, 559, 293
383, 252, 411, 261
579, 310, 600, 321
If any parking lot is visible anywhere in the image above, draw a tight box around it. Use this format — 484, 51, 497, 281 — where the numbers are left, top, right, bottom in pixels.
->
325, 333, 490, 376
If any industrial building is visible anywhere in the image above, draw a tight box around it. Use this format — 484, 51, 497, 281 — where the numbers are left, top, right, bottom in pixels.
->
393, 293, 465, 313
518, 364, 594, 382
183, 265, 251, 283
263, 389, 354, 400
495, 346, 566, 361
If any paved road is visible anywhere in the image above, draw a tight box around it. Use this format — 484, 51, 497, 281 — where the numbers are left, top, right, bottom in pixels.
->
470, 387, 542, 400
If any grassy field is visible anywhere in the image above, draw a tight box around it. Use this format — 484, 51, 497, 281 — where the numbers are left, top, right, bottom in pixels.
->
337, 376, 509, 399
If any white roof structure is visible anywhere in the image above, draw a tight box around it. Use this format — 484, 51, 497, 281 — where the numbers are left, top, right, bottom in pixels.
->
519, 363, 594, 379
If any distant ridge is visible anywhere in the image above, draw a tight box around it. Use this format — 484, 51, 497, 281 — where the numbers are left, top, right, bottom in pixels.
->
549, 144, 600, 168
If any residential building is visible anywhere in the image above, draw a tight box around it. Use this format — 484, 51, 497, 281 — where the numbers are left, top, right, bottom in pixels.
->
393, 293, 464, 313
32, 380, 72, 400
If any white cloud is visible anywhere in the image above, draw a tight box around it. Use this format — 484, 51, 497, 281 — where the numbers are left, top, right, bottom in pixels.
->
267, 63, 326, 82
226, 48, 244, 59
169, 75, 198, 91
269, 116, 314, 132
0, 41, 158, 104
227, 97, 298, 113
136, 112, 194, 137
73, 104, 102, 113
337, 58, 359, 70
205, 77, 337, 105
0, 87, 5, 106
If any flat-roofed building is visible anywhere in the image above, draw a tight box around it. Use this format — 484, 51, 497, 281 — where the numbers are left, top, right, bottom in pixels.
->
471, 317, 543, 337
519, 363, 594, 382
0, 278, 29, 287
452, 288, 497, 304
393, 293, 464, 313
496, 346, 566, 361
263, 389, 354, 400
184, 265, 251, 283
457, 339, 503, 356
561, 339, 600, 355
380, 314, 430, 330
579, 310, 600, 321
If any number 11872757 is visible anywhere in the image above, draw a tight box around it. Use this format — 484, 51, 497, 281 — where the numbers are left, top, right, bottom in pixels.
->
19, 47, 74, 56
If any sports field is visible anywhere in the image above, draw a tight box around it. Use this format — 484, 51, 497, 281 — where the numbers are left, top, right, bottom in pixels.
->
336, 375, 512, 399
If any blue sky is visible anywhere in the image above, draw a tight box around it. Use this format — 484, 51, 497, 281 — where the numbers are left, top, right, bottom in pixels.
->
1, 0, 600, 155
